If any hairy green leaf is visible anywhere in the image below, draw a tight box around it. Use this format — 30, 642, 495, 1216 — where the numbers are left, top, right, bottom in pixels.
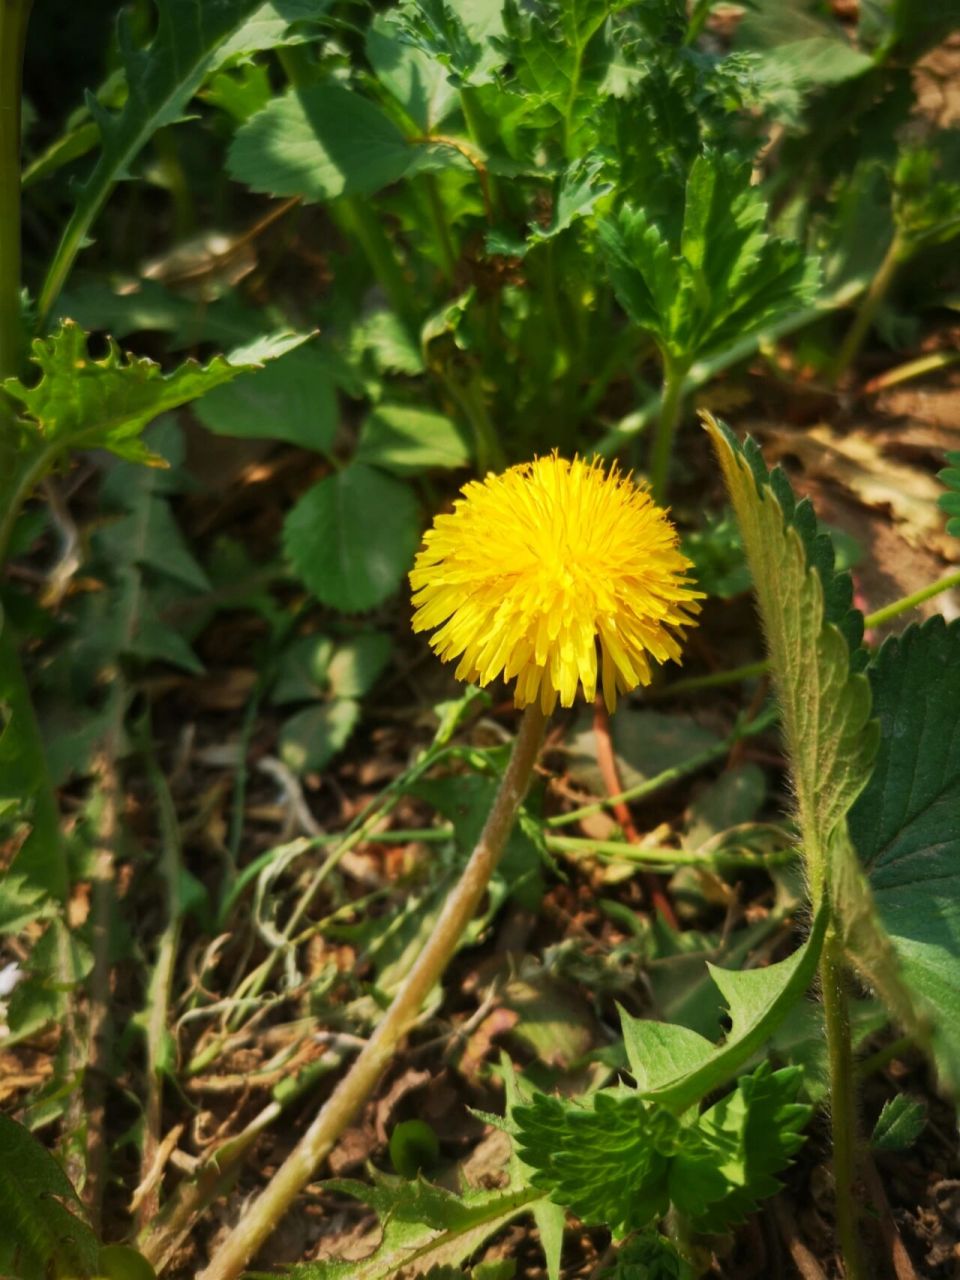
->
38, 0, 267, 324
0, 1114, 99, 1280
703, 415, 878, 898
848, 617, 960, 1092
283, 463, 420, 612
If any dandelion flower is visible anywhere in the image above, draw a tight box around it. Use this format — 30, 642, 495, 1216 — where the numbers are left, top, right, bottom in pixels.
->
410, 454, 702, 714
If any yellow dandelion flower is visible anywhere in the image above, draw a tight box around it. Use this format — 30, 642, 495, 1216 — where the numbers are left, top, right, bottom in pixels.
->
410, 454, 702, 714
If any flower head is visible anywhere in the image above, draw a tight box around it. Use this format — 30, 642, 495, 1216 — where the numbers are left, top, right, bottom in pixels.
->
410, 454, 701, 713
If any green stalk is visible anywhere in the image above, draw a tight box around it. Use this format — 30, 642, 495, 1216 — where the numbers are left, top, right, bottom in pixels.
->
197, 703, 547, 1280
820, 936, 866, 1280
334, 196, 419, 343
0, 0, 31, 391
649, 353, 689, 504
832, 232, 905, 385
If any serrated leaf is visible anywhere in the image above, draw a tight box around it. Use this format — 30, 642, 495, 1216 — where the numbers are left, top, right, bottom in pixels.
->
671, 1062, 810, 1232
871, 1094, 927, 1152
228, 84, 420, 202
195, 343, 337, 453
283, 463, 420, 612
38, 0, 267, 323
260, 1174, 538, 1279
279, 699, 359, 773
367, 11, 460, 130
0, 1113, 99, 1280
602, 152, 817, 366
703, 416, 878, 899
1, 321, 255, 532
848, 617, 960, 1093
939, 451, 960, 537
513, 1088, 679, 1236
619, 903, 826, 1113
355, 403, 470, 475
392, 0, 506, 88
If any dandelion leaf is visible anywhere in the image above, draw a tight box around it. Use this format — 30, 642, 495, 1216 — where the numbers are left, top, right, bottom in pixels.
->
256, 1175, 537, 1279
619, 901, 826, 1113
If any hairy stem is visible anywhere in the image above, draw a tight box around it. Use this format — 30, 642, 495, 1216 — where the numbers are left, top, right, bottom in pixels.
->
820, 937, 866, 1280
832, 233, 904, 385
197, 702, 547, 1280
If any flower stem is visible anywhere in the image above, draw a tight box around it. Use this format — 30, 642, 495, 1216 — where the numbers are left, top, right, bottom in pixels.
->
832, 232, 905, 386
196, 702, 547, 1280
649, 353, 688, 504
820, 936, 866, 1280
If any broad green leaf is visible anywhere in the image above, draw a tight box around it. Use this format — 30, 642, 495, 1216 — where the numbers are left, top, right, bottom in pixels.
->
0, 1113, 99, 1280
620, 903, 826, 1113
703, 416, 878, 896
940, 450, 960, 537
366, 12, 460, 130
391, 0, 507, 88
228, 84, 422, 202
194, 344, 337, 453
602, 152, 817, 365
272, 634, 336, 704
871, 1094, 927, 1152
97, 1245, 158, 1280
278, 699, 359, 773
261, 1175, 539, 1279
38, 0, 267, 324
283, 463, 420, 611
848, 617, 960, 1093
355, 403, 470, 474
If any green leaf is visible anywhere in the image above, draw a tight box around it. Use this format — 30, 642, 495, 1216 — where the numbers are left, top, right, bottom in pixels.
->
391, 0, 506, 88
214, 0, 332, 63
939, 450, 960, 537
671, 1062, 809, 1231
848, 617, 960, 1093
389, 1119, 440, 1176
0, 1113, 99, 1280
1, 322, 258, 550
228, 84, 423, 202
38, 0, 267, 324
355, 403, 471, 475
327, 632, 393, 699
871, 1094, 927, 1152
272, 634, 336, 704
261, 1174, 538, 1279
283, 463, 420, 612
604, 1234, 692, 1279
279, 699, 359, 773
487, 158, 614, 256
97, 1245, 158, 1280
194, 343, 337, 453
602, 152, 818, 365
703, 415, 878, 896
513, 1088, 679, 1235
367, 11, 460, 130
619, 903, 827, 1113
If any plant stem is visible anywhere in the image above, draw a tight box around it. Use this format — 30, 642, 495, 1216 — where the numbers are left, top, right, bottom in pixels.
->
820, 936, 866, 1280
335, 196, 420, 342
649, 353, 689, 503
862, 567, 960, 629
197, 702, 547, 1280
832, 232, 905, 385
0, 0, 31, 392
